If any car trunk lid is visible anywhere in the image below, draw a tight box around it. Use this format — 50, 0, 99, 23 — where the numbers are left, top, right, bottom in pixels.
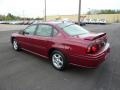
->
72, 32, 107, 54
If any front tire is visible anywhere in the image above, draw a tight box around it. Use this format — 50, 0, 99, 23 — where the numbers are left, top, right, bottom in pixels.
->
51, 50, 68, 71
12, 39, 20, 51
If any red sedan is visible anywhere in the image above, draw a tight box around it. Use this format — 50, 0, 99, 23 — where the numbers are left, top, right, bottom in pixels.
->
11, 22, 110, 70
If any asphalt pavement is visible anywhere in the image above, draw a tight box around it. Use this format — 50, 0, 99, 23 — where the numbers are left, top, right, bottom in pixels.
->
0, 24, 120, 90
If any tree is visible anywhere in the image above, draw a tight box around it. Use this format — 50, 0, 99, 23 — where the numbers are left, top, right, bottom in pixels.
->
6, 13, 15, 20
86, 9, 120, 14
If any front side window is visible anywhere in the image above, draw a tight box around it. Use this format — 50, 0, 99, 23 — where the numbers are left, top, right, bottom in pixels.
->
63, 24, 89, 36
36, 25, 53, 37
24, 25, 37, 35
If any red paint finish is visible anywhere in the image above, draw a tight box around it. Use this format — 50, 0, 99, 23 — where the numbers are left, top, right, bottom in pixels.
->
11, 22, 110, 68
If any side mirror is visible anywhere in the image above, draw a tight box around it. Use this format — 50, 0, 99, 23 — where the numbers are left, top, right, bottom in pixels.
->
24, 32, 29, 35
19, 30, 24, 35
19, 30, 29, 35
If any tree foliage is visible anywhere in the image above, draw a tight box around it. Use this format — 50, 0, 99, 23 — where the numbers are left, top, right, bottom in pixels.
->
87, 9, 120, 14
0, 13, 32, 21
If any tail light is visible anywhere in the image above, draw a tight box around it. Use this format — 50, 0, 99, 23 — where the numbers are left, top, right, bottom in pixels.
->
87, 44, 99, 54
87, 36, 107, 54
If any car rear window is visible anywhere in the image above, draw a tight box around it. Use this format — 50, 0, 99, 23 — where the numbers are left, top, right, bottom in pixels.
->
57, 23, 73, 28
62, 24, 89, 36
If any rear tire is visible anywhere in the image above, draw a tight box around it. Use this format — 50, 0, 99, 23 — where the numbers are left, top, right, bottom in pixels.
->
50, 50, 68, 71
12, 38, 20, 51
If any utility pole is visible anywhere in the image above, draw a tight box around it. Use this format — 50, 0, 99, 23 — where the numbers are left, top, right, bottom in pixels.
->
22, 10, 25, 22
44, 0, 46, 21
78, 0, 81, 25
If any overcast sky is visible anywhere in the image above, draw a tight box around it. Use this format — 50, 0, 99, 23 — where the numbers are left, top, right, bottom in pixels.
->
0, 0, 120, 18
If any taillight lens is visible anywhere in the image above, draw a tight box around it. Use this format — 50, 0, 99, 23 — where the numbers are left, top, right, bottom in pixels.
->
92, 45, 98, 52
87, 38, 107, 54
87, 44, 99, 54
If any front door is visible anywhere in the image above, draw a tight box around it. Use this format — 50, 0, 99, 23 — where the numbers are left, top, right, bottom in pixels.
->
18, 25, 37, 50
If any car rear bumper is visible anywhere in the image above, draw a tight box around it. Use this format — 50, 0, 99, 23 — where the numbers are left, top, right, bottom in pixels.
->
69, 43, 110, 68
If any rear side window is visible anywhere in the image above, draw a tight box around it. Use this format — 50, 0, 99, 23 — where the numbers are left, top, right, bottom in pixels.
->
36, 25, 53, 37
53, 29, 58, 36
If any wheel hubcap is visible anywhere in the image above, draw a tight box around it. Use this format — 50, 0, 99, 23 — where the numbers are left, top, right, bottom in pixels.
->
13, 40, 18, 50
52, 53, 63, 68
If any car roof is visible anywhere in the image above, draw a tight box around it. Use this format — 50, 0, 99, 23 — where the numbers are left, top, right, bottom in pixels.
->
33, 21, 74, 28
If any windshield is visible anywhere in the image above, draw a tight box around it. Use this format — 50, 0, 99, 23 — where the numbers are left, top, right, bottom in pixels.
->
63, 24, 89, 36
